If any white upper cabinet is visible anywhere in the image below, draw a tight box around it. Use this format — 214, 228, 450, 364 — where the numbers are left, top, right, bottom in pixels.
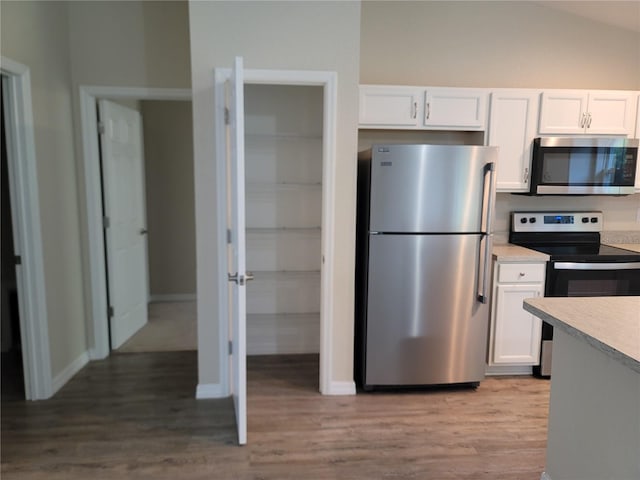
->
487, 90, 540, 192
359, 85, 487, 130
423, 88, 487, 130
359, 85, 422, 128
539, 90, 636, 136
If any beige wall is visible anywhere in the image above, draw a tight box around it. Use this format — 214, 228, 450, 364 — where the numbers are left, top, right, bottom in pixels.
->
1, 1, 87, 377
189, 0, 361, 386
67, 1, 191, 88
141, 100, 196, 297
360, 1, 640, 89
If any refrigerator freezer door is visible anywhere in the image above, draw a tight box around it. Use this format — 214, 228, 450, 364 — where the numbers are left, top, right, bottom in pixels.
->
368, 144, 497, 233
364, 233, 489, 386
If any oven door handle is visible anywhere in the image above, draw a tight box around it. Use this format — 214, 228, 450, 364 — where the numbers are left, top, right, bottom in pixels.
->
553, 262, 640, 271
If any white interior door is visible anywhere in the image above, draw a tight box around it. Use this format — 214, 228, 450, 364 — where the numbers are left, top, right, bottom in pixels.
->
98, 99, 148, 350
226, 57, 248, 446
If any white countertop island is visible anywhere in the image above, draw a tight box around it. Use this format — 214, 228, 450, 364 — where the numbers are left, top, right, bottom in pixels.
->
523, 296, 640, 480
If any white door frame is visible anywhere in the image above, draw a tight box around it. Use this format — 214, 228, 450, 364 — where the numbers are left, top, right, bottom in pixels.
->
79, 86, 191, 360
214, 69, 337, 395
1, 57, 52, 400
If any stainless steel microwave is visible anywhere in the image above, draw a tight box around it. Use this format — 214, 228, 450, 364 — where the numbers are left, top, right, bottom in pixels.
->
527, 137, 638, 195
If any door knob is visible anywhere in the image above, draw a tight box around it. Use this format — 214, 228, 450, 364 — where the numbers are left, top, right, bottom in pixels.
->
139, 228, 148, 235
228, 272, 254, 286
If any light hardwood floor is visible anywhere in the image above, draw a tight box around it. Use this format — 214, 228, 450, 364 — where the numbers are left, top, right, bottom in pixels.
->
1, 352, 550, 479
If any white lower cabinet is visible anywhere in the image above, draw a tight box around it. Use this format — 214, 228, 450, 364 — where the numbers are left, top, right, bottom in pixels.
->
487, 261, 545, 374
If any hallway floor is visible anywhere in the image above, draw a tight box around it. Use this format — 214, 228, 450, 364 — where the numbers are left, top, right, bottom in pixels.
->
116, 301, 196, 353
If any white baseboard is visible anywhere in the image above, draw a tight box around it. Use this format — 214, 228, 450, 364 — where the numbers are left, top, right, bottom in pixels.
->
149, 294, 197, 303
51, 351, 90, 396
324, 380, 356, 395
196, 383, 227, 399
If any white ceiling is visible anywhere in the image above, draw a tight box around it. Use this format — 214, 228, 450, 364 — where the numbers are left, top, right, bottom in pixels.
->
537, 1, 640, 33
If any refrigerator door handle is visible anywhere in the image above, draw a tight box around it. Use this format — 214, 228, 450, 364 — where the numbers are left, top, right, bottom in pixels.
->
478, 162, 496, 303
482, 162, 496, 234
478, 233, 493, 304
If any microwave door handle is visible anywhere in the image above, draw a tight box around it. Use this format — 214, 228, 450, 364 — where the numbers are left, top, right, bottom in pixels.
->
477, 162, 496, 303
554, 262, 640, 270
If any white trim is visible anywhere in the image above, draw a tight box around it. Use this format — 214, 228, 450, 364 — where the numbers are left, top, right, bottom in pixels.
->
325, 381, 356, 396
79, 86, 192, 360
196, 383, 226, 399
213, 68, 230, 397
213, 69, 338, 396
319, 72, 337, 396
149, 294, 197, 303
1, 57, 52, 400
51, 351, 89, 396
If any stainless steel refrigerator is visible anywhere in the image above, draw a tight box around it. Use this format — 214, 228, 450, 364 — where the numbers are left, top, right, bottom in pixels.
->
354, 144, 497, 390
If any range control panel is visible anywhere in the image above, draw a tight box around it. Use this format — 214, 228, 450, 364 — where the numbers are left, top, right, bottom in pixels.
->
511, 211, 603, 233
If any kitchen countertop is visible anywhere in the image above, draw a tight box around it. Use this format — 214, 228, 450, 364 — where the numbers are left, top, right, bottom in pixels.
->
492, 244, 550, 262
606, 243, 640, 253
523, 296, 640, 374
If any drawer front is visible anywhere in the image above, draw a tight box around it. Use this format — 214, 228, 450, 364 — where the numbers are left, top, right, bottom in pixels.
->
498, 263, 545, 283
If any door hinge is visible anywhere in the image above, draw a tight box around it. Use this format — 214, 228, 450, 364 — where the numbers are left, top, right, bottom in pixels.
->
227, 228, 232, 244
14, 255, 22, 266
98, 121, 106, 134
107, 305, 114, 318
228, 340, 233, 355
103, 216, 110, 229
224, 107, 230, 125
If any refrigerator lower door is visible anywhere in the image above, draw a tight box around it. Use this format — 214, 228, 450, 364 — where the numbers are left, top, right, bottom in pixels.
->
364, 234, 488, 387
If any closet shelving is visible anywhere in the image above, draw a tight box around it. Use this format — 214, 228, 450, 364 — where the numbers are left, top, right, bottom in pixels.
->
244, 84, 323, 355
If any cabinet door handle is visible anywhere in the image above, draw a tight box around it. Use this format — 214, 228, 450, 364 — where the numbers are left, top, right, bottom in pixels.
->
523, 167, 529, 183
580, 112, 587, 128
426, 102, 431, 120
586, 112, 592, 128
412, 101, 417, 119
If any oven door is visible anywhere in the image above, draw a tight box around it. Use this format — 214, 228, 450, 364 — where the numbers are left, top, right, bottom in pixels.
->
546, 261, 640, 297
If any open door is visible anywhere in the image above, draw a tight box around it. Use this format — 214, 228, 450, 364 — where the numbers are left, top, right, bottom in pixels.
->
226, 57, 248, 445
98, 100, 149, 350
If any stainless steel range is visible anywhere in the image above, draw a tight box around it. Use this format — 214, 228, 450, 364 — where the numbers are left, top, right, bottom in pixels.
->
509, 211, 640, 377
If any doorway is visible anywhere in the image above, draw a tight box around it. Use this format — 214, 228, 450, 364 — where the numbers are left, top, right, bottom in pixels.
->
244, 84, 323, 362
1, 81, 24, 400
112, 99, 197, 354
79, 87, 193, 360
215, 66, 338, 411
0, 61, 51, 400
